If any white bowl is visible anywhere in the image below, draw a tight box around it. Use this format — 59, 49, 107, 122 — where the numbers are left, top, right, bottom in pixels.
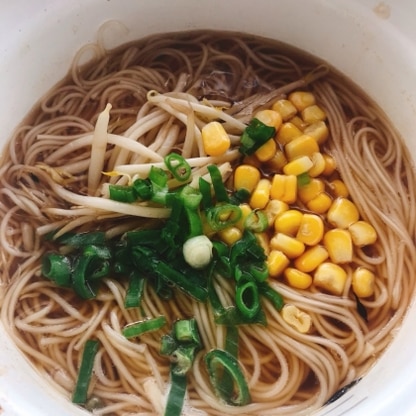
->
1, 1, 416, 415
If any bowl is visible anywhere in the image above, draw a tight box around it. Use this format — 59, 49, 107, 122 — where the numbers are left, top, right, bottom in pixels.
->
1, 1, 416, 415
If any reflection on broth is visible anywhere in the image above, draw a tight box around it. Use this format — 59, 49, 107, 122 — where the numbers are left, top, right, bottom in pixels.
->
0, 30, 415, 416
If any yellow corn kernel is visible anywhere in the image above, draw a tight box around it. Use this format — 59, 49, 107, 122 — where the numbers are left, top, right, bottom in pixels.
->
284, 268, 313, 290
327, 197, 360, 229
294, 245, 329, 272
201, 121, 231, 156
321, 153, 337, 176
276, 122, 303, 145
281, 304, 312, 333
270, 174, 297, 204
323, 229, 353, 263
301, 105, 327, 124
289, 91, 316, 111
285, 135, 320, 161
308, 152, 326, 177
306, 192, 332, 214
235, 203, 253, 230
256, 232, 270, 255
352, 267, 375, 298
267, 250, 290, 277
265, 150, 288, 171
289, 115, 309, 131
274, 209, 303, 236
297, 178, 325, 204
233, 164, 261, 193
303, 121, 329, 145
255, 138, 277, 162
254, 109, 283, 130
249, 178, 271, 209
296, 213, 324, 246
348, 220, 377, 247
264, 199, 289, 226
314, 262, 348, 295
272, 99, 298, 121
270, 233, 305, 259
283, 155, 313, 176
218, 226, 243, 246
328, 179, 349, 198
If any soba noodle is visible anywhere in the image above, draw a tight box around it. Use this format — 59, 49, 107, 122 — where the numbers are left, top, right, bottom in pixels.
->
0, 30, 415, 416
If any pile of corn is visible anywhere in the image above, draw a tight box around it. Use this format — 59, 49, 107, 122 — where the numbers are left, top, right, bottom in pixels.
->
202, 91, 378, 332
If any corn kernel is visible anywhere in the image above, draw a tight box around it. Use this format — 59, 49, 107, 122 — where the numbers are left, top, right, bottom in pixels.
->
285, 135, 320, 161
274, 209, 303, 236
264, 150, 287, 171
289, 91, 316, 111
281, 304, 312, 333
264, 199, 289, 226
270, 174, 297, 204
321, 153, 337, 176
249, 178, 271, 209
218, 226, 243, 246
308, 152, 326, 177
233, 164, 261, 193
328, 179, 349, 198
270, 233, 305, 258
323, 229, 353, 263
256, 232, 270, 255
235, 203, 253, 230
304, 121, 329, 145
284, 268, 313, 290
283, 155, 313, 176
314, 262, 348, 295
306, 192, 332, 214
298, 178, 325, 204
296, 213, 324, 246
294, 245, 329, 272
289, 116, 309, 131
276, 122, 303, 145
267, 250, 290, 277
301, 105, 327, 124
352, 267, 375, 298
254, 109, 282, 130
255, 138, 277, 162
201, 121, 231, 156
348, 220, 377, 247
272, 99, 298, 121
327, 197, 360, 229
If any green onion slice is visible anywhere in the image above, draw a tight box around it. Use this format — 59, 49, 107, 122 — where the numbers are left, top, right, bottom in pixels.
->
235, 280, 261, 319
124, 271, 145, 309
204, 349, 251, 406
239, 118, 276, 156
206, 204, 242, 231
173, 318, 201, 345
72, 339, 99, 404
244, 209, 268, 233
42, 253, 72, 287
108, 184, 137, 203
164, 369, 187, 416
164, 153, 192, 182
122, 316, 167, 339
207, 164, 229, 203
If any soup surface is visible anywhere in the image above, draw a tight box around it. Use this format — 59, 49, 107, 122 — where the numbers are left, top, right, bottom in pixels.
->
0, 30, 415, 416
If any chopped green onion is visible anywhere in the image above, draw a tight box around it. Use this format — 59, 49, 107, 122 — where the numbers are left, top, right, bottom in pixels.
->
244, 209, 268, 232
249, 263, 269, 282
229, 188, 250, 205
198, 177, 213, 209
54, 231, 106, 247
122, 316, 167, 339
215, 306, 267, 326
239, 118, 276, 156
164, 369, 187, 416
235, 280, 261, 319
132, 178, 152, 200
42, 253, 72, 287
297, 172, 311, 187
206, 204, 242, 231
171, 345, 198, 376
258, 282, 284, 311
160, 334, 178, 356
72, 339, 99, 405
204, 349, 251, 406
173, 318, 201, 345
72, 256, 100, 299
124, 271, 145, 309
207, 164, 229, 203
164, 153, 191, 182
108, 184, 137, 203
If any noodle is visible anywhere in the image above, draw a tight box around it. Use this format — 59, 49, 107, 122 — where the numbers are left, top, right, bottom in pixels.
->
0, 30, 415, 415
